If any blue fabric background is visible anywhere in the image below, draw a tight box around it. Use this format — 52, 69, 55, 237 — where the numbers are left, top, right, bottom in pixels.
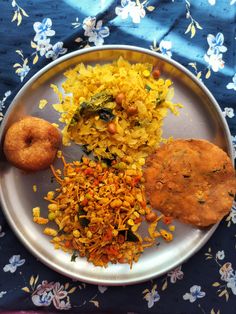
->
0, 1, 236, 313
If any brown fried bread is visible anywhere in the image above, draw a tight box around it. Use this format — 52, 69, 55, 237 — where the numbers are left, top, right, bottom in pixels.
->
143, 139, 236, 227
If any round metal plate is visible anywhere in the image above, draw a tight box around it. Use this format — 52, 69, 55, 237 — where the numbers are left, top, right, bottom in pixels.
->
0, 45, 233, 285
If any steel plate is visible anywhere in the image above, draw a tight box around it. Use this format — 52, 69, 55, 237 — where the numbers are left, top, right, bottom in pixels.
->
0, 45, 233, 286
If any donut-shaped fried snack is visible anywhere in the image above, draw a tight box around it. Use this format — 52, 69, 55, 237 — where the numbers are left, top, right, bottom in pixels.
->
3, 116, 61, 171
144, 139, 236, 227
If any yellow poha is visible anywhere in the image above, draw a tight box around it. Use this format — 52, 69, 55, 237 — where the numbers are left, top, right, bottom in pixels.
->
51, 57, 182, 164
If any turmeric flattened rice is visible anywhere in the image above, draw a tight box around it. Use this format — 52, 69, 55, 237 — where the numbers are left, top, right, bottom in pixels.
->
52, 57, 182, 163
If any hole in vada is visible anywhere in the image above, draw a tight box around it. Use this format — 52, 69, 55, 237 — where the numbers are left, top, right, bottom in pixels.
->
25, 136, 33, 146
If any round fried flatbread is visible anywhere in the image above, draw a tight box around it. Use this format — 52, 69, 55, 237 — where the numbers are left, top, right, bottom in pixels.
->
143, 139, 236, 227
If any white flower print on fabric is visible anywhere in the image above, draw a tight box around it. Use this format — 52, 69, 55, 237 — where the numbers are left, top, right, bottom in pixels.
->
226, 74, 236, 91
225, 201, 236, 227
227, 274, 236, 295
115, 0, 146, 24
83, 17, 109, 46
204, 53, 224, 72
35, 39, 52, 57
206, 250, 236, 300
218, 262, 236, 296
32, 291, 54, 307
150, 39, 173, 59
54, 298, 71, 310
52, 282, 71, 310
3, 255, 25, 273
0, 90, 11, 112
167, 266, 184, 283
32, 18, 67, 62
222, 107, 235, 118
18, 64, 30, 81
220, 262, 234, 282
0, 291, 7, 298
98, 285, 108, 293
161, 265, 184, 290
45, 42, 67, 60
143, 284, 160, 308
216, 250, 225, 261
0, 225, 5, 238
33, 18, 55, 42
159, 40, 172, 58
128, 2, 146, 24
207, 33, 227, 56
228, 202, 236, 220
23, 277, 76, 310
83, 17, 96, 36
204, 33, 227, 73
14, 50, 31, 81
183, 285, 206, 303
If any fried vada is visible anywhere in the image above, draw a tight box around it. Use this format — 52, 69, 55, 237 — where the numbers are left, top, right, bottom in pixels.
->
143, 139, 236, 227
3, 116, 61, 171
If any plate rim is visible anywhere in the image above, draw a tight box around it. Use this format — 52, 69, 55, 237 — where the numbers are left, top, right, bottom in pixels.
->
0, 45, 233, 285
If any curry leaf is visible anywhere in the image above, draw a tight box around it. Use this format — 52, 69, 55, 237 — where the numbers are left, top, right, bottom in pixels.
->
71, 250, 78, 262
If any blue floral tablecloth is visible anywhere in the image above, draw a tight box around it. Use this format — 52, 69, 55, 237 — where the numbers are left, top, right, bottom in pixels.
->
0, 1, 236, 313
